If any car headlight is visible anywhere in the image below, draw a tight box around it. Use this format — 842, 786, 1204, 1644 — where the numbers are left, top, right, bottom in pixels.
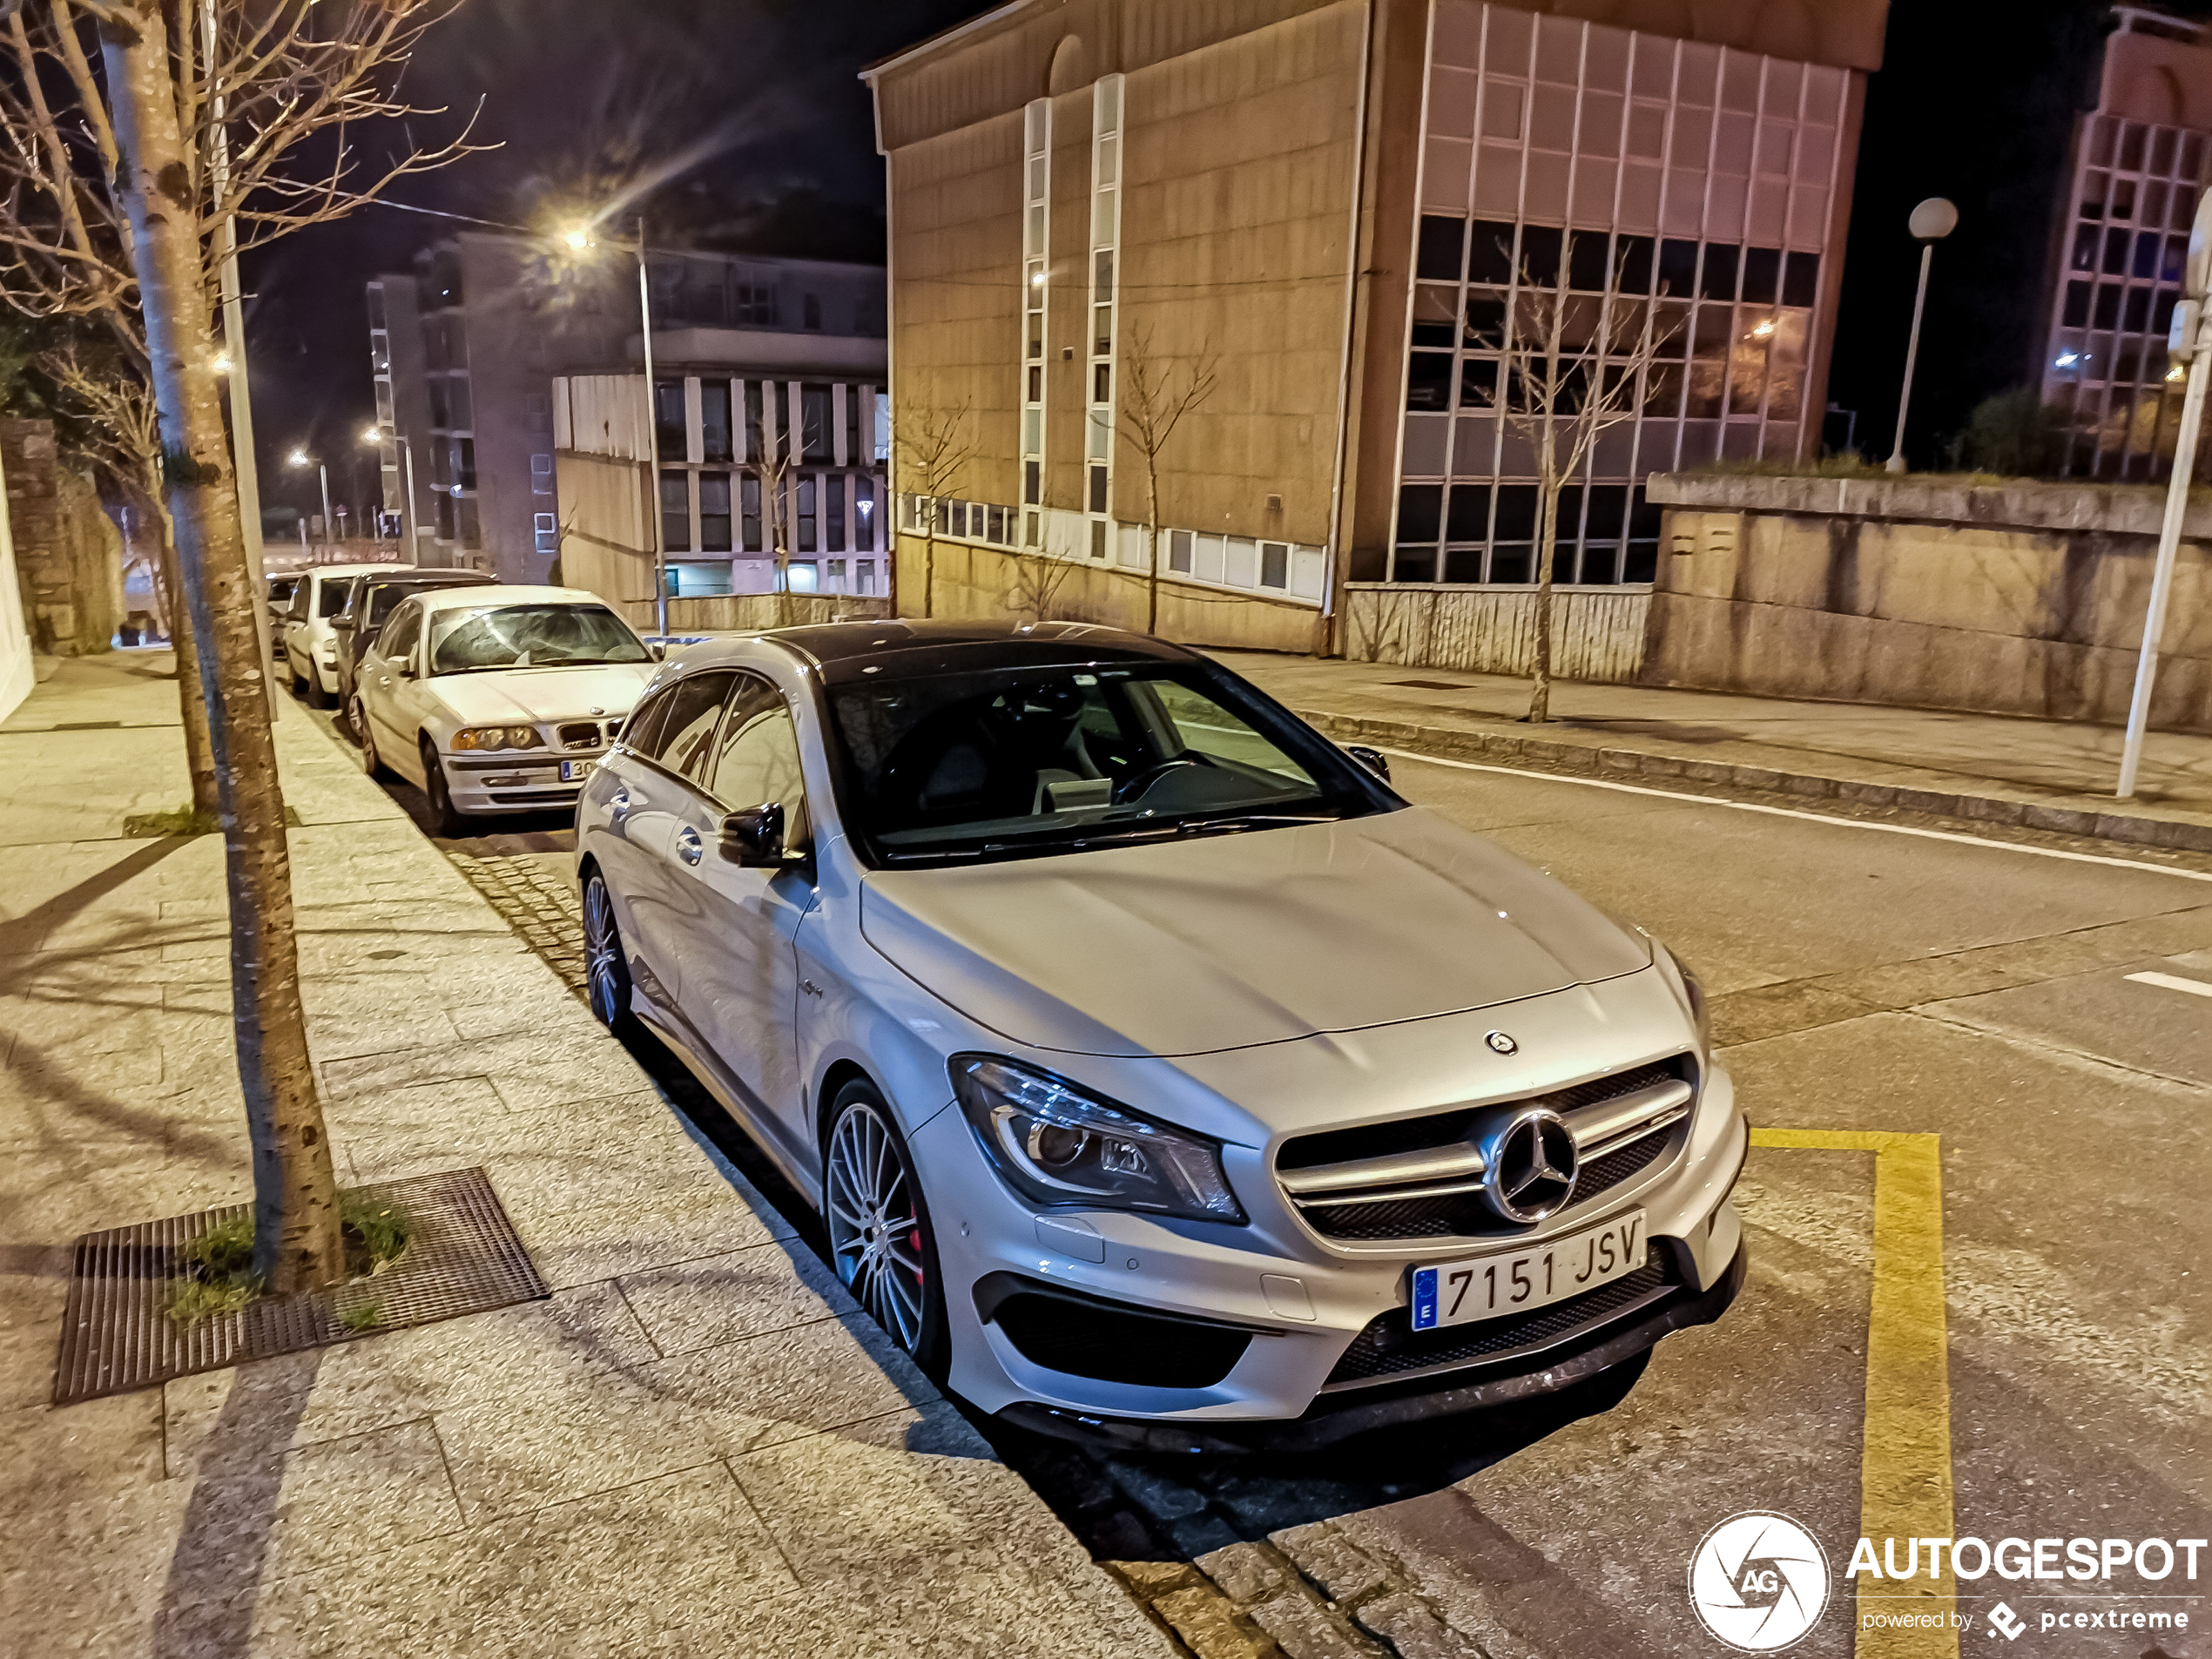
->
1657, 944, 1711, 1049
950, 1055, 1244, 1224
450, 725, 544, 752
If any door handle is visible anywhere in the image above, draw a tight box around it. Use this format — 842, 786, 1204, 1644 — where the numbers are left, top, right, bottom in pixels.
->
608, 785, 631, 816
676, 826, 704, 867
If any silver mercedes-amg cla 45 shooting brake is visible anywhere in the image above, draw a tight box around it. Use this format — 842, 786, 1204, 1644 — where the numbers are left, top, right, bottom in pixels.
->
575, 621, 1746, 1451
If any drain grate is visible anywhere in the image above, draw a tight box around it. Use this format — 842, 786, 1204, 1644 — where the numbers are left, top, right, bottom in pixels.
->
51, 1167, 548, 1406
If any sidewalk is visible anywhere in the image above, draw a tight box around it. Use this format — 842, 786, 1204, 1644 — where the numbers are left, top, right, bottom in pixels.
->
1219, 651, 2212, 853
0, 653, 1168, 1658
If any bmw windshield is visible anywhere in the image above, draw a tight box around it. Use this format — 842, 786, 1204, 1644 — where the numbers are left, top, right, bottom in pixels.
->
427, 604, 651, 675
825, 661, 1395, 866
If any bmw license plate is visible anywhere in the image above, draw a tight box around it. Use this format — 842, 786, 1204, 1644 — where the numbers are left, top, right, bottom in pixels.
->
1410, 1211, 1646, 1331
558, 759, 596, 783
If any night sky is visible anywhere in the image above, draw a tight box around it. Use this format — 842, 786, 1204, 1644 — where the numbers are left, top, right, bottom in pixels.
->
245, 0, 2119, 523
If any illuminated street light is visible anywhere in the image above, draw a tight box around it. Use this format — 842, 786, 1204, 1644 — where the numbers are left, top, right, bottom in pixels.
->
563, 225, 594, 252
287, 449, 311, 468
1885, 197, 1959, 475
212, 353, 234, 374
564, 212, 666, 633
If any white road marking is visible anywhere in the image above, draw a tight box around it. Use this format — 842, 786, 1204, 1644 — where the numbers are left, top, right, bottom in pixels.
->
1376, 746, 2212, 887
2124, 970, 2212, 998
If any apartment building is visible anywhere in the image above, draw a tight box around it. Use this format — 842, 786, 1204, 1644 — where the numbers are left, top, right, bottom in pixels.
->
2036, 8, 2212, 480
367, 234, 887, 592
866, 0, 1885, 653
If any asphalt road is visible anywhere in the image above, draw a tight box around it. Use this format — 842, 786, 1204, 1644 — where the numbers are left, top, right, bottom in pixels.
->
310, 690, 2212, 1657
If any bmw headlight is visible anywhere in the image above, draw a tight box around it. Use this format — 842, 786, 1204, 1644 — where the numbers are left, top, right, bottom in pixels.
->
950, 1055, 1244, 1224
451, 725, 544, 752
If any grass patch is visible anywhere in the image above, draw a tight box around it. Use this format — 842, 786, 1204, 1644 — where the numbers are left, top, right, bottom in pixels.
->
164, 1194, 415, 1327
124, 804, 305, 838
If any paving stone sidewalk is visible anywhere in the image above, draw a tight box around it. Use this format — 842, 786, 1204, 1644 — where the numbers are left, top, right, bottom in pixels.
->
0, 652, 1170, 1659
1218, 652, 2212, 853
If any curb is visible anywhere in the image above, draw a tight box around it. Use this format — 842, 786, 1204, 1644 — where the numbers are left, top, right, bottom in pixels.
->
1296, 709, 2212, 857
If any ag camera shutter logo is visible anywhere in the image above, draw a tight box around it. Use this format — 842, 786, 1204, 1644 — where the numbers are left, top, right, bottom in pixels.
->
1689, 1512, 1831, 1651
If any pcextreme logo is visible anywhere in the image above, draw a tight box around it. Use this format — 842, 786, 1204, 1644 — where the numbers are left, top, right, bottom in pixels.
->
1689, 1512, 1831, 1652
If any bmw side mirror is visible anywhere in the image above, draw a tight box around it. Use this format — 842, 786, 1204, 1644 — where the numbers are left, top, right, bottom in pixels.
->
719, 803, 786, 867
1347, 745, 1391, 783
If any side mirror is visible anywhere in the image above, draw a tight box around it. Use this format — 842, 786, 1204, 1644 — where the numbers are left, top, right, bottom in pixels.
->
394, 658, 416, 679
1346, 745, 1391, 783
332, 616, 354, 633
649, 642, 667, 661
719, 803, 786, 867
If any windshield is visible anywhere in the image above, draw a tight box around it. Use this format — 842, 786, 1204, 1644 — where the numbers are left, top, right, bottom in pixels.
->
428, 603, 651, 675
826, 662, 1393, 867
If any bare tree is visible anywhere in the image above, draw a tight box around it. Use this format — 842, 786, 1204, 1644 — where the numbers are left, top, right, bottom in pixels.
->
1473, 257, 1679, 723
894, 396, 974, 619
40, 337, 218, 814
0, 0, 474, 1292
1116, 326, 1218, 636
755, 445, 794, 596
1002, 547, 1078, 624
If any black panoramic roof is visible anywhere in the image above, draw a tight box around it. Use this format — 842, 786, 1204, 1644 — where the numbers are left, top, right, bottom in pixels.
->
765, 619, 1200, 685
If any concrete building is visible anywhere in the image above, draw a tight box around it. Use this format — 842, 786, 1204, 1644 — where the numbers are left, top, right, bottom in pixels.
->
865, 0, 1886, 654
367, 235, 887, 594
2037, 8, 2212, 481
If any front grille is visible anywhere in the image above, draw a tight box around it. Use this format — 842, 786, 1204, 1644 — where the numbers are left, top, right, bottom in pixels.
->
487, 787, 583, 806
557, 721, 601, 750
1299, 1130, 1673, 1242
991, 1292, 1251, 1389
1323, 1244, 1673, 1387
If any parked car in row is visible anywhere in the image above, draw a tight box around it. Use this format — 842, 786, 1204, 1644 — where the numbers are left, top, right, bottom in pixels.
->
332, 569, 493, 738
353, 585, 661, 835
573, 620, 1746, 1451
280, 563, 395, 706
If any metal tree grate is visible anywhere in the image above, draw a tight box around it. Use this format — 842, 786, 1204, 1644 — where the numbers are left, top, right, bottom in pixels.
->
51, 1166, 547, 1406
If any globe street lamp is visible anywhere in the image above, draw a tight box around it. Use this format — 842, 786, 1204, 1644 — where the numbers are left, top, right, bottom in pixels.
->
288, 448, 334, 550
1885, 197, 1959, 475
563, 217, 666, 637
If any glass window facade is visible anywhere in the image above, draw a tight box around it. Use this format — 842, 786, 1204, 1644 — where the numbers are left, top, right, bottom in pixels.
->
1393, 4, 1849, 586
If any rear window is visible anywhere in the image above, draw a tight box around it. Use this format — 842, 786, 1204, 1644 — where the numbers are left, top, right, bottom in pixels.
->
317, 579, 352, 618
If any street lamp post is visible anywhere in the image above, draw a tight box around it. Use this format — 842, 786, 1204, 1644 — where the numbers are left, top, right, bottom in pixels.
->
2117, 190, 2212, 798
287, 449, 331, 556
565, 217, 666, 636
365, 426, 422, 561
1885, 197, 1959, 475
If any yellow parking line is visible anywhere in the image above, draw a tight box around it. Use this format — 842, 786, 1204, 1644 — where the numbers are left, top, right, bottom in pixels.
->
1751, 1129, 1955, 1659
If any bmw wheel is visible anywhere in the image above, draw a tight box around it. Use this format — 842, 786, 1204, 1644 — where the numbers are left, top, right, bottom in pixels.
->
581, 870, 636, 1036
421, 739, 467, 837
825, 1082, 948, 1378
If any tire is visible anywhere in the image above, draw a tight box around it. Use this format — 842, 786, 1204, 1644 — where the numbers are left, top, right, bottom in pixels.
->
302, 662, 333, 709
421, 739, 468, 837
581, 869, 637, 1037
352, 697, 388, 779
824, 1082, 950, 1380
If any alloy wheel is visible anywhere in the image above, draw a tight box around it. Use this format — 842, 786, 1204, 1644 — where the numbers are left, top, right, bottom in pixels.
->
582, 874, 631, 1031
825, 1100, 928, 1355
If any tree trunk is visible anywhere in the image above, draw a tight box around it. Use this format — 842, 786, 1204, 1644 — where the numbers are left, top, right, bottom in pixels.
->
105, 3, 343, 1293
922, 527, 936, 619
137, 472, 217, 815
1144, 461, 1160, 636
1528, 477, 1560, 725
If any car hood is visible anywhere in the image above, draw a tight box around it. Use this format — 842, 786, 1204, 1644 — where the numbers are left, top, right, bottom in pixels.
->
859, 806, 1651, 1058
428, 663, 656, 725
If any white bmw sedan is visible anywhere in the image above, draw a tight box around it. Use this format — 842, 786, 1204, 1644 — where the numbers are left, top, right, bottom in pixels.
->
355, 585, 660, 834
576, 621, 1746, 1451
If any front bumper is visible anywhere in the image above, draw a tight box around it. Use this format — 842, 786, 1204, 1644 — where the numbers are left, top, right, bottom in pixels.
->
438, 751, 604, 814
913, 1055, 1749, 1434
1001, 1236, 1748, 1453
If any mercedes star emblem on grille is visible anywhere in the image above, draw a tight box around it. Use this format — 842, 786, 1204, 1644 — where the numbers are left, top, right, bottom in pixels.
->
1485, 1030, 1518, 1055
1482, 1107, 1579, 1223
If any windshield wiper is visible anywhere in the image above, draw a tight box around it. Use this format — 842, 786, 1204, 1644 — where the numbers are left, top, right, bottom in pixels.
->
1172, 812, 1338, 835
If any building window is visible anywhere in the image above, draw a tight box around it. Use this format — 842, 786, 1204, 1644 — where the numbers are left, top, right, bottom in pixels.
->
534, 512, 558, 554
452, 438, 475, 490
1021, 98, 1050, 529
530, 453, 553, 496
843, 387, 860, 467
745, 381, 766, 462
654, 380, 686, 459
854, 475, 875, 550
797, 474, 818, 552
428, 381, 449, 428
803, 293, 822, 330
735, 280, 776, 327
1085, 74, 1125, 560
699, 471, 733, 553
826, 475, 847, 550
660, 469, 691, 552
800, 383, 831, 462
701, 382, 732, 462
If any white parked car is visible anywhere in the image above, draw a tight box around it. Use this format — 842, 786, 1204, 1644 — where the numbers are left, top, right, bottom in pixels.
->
574, 621, 1746, 1452
354, 584, 660, 834
280, 563, 399, 707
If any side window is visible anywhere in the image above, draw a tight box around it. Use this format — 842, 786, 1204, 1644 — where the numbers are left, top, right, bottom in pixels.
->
708, 674, 806, 826
631, 670, 734, 775
376, 602, 421, 665
289, 578, 314, 621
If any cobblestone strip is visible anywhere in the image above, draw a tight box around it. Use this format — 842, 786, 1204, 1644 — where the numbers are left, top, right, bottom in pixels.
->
1109, 1523, 1496, 1659
446, 851, 588, 998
